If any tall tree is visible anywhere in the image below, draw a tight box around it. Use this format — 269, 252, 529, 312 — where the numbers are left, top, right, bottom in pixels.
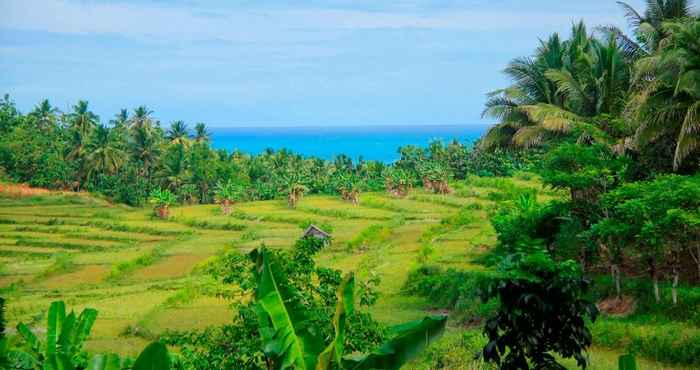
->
68, 100, 98, 136
601, 0, 696, 60
194, 122, 210, 143
628, 19, 700, 170
86, 125, 125, 183
28, 99, 60, 129
129, 105, 155, 131
167, 120, 190, 146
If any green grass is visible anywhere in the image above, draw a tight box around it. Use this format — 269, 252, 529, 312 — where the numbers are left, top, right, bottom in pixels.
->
0, 178, 692, 369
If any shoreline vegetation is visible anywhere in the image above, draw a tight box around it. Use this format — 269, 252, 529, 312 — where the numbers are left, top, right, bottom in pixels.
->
1, 1, 700, 369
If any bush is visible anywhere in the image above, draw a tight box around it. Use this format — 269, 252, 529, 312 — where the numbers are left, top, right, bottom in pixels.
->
592, 319, 700, 366
403, 265, 497, 321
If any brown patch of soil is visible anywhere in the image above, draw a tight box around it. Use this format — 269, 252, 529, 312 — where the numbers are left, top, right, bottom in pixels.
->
41, 265, 109, 289
597, 295, 636, 316
0, 183, 51, 197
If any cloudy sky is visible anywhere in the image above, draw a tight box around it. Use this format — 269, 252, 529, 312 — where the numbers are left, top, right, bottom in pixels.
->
0, 0, 643, 127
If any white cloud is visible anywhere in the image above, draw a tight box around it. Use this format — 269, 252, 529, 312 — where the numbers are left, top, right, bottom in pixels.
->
0, 0, 627, 42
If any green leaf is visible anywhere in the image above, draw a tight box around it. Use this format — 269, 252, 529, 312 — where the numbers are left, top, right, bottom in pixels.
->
87, 354, 122, 370
46, 301, 66, 358
316, 273, 355, 370
44, 353, 75, 370
253, 248, 322, 370
618, 354, 637, 370
343, 315, 447, 370
132, 342, 170, 370
72, 309, 98, 352
16, 322, 40, 354
57, 312, 76, 356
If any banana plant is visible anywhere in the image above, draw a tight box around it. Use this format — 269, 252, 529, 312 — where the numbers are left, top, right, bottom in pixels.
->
251, 248, 447, 370
16, 301, 98, 370
88, 341, 171, 370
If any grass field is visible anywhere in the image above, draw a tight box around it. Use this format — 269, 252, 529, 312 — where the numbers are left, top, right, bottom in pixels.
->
0, 178, 690, 369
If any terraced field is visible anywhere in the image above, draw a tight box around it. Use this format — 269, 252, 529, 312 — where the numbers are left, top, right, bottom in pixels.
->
0, 178, 686, 369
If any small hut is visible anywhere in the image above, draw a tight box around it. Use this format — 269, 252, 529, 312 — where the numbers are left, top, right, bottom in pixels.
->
303, 224, 331, 241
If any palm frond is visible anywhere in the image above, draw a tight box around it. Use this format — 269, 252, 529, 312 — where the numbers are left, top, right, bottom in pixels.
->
512, 126, 548, 148
617, 1, 644, 29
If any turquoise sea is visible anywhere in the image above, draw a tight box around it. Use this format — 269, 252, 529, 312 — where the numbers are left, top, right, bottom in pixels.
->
209, 124, 489, 163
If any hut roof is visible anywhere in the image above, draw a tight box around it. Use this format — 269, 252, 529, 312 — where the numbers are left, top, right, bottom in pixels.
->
303, 224, 331, 239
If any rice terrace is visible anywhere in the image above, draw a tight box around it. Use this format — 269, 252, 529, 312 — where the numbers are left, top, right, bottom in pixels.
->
2, 0, 700, 369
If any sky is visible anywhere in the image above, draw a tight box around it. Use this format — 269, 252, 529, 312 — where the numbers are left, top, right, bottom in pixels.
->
0, 0, 644, 127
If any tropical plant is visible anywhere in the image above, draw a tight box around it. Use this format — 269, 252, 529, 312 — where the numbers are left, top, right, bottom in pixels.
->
194, 122, 210, 143
601, 0, 695, 60
214, 179, 245, 215
336, 172, 361, 205
149, 188, 177, 219
251, 247, 447, 369
14, 301, 98, 370
85, 125, 125, 184
27, 99, 60, 129
418, 161, 452, 194
627, 19, 700, 170
167, 120, 190, 147
593, 174, 700, 303
482, 23, 632, 150
384, 168, 412, 198
129, 106, 155, 131
88, 341, 171, 370
481, 250, 598, 369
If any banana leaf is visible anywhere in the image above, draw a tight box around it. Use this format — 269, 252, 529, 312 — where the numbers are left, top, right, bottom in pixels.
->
316, 273, 355, 370
132, 342, 170, 370
87, 354, 122, 370
46, 301, 66, 358
343, 315, 447, 370
252, 248, 323, 370
44, 353, 75, 370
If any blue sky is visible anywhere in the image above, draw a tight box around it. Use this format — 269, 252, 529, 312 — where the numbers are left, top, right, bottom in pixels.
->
0, 0, 643, 127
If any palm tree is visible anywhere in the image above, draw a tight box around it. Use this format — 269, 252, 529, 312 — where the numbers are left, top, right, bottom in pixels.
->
129, 106, 154, 131
167, 120, 190, 147
482, 23, 632, 150
157, 143, 191, 191
194, 122, 210, 143
601, 0, 695, 60
130, 125, 160, 178
68, 100, 98, 137
481, 33, 567, 149
110, 109, 129, 128
86, 125, 125, 183
28, 99, 59, 129
628, 19, 700, 170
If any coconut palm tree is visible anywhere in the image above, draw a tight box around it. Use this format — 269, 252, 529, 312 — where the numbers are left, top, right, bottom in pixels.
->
86, 125, 125, 183
167, 120, 190, 147
157, 143, 191, 192
600, 0, 696, 60
482, 23, 632, 150
68, 100, 98, 137
129, 106, 154, 131
194, 122, 210, 143
627, 19, 700, 170
110, 109, 129, 128
129, 125, 160, 178
481, 33, 567, 149
28, 99, 59, 129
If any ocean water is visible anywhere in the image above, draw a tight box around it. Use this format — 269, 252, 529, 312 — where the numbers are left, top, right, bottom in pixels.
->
210, 124, 489, 163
